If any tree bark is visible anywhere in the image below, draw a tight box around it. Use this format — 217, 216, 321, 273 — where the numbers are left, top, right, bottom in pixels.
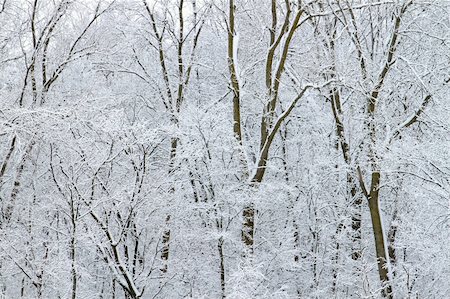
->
218, 236, 225, 299
367, 171, 393, 298
227, 0, 243, 145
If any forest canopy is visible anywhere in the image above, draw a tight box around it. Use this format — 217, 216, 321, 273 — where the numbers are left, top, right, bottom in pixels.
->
0, 0, 449, 298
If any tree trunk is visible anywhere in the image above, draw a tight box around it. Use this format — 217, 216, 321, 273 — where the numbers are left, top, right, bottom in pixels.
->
160, 215, 171, 274
218, 236, 225, 299
350, 181, 362, 260
241, 203, 255, 254
368, 172, 393, 298
70, 199, 77, 299
160, 137, 178, 273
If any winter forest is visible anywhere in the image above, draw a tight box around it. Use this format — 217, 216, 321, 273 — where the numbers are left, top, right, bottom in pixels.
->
0, 0, 449, 298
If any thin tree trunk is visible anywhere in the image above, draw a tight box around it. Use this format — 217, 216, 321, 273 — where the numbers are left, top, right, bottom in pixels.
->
329, 85, 363, 260
332, 222, 344, 295
227, 0, 243, 146
30, 0, 38, 105
21, 277, 25, 297
387, 207, 398, 276
218, 236, 225, 299
112, 279, 116, 299
350, 181, 362, 260
160, 214, 171, 273
4, 140, 35, 224
160, 136, 178, 273
70, 197, 77, 299
0, 135, 16, 186
241, 203, 255, 253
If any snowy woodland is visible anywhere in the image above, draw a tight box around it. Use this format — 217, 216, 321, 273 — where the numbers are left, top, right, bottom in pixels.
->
0, 0, 449, 298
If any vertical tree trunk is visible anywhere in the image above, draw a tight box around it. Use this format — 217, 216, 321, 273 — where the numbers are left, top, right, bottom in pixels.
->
70, 197, 77, 299
21, 277, 25, 297
330, 86, 363, 260
160, 136, 178, 273
241, 203, 255, 253
349, 181, 362, 260
160, 214, 171, 273
30, 0, 38, 105
227, 0, 243, 145
387, 216, 398, 272
218, 236, 225, 299
332, 222, 344, 294
367, 172, 393, 298
112, 279, 116, 299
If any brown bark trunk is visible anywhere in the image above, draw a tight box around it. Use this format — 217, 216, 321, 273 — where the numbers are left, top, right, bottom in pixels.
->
368, 172, 393, 298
